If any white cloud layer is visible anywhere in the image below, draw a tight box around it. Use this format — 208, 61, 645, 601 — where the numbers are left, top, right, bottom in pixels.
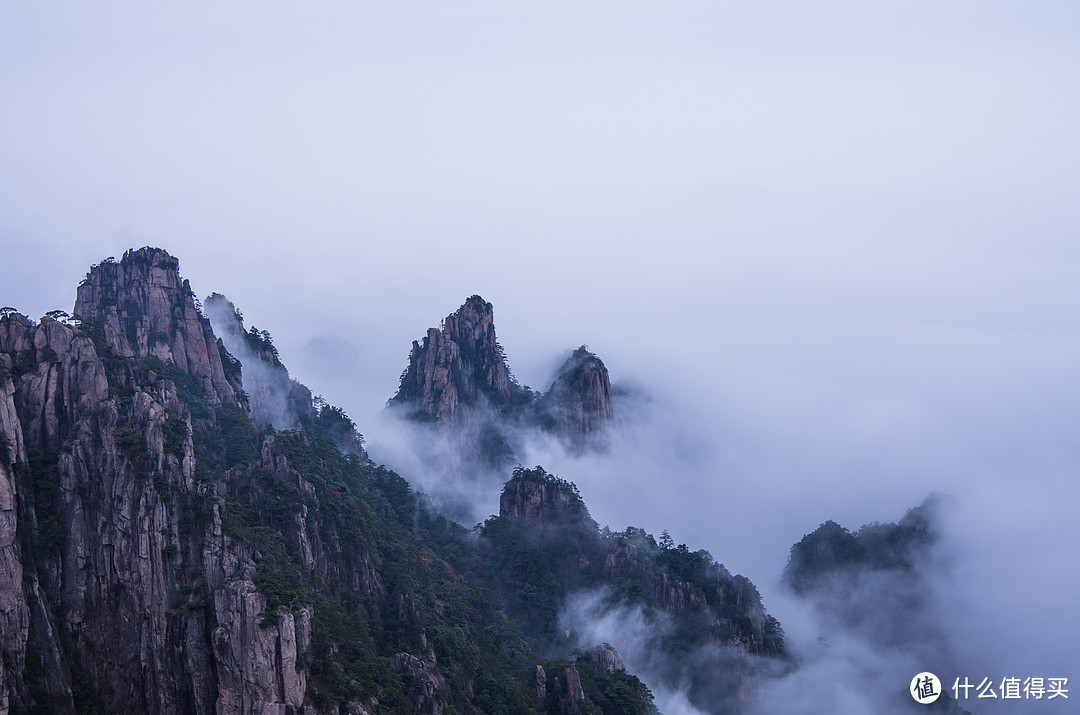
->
3, 2, 1079, 711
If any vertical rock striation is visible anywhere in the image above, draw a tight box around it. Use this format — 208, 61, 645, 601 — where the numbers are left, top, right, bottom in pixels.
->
390, 295, 517, 424
540, 346, 615, 450
389, 295, 526, 467
498, 467, 594, 530
0, 250, 309, 713
389, 299, 617, 467
73, 248, 240, 407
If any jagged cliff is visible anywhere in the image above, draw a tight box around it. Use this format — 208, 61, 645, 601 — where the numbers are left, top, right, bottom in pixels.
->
0, 251, 314, 713
388, 299, 616, 464
391, 295, 518, 422
482, 467, 783, 713
0, 248, 782, 714
73, 248, 240, 407
388, 295, 527, 466
537, 346, 615, 451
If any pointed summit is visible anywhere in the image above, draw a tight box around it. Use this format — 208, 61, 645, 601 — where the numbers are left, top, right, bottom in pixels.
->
541, 346, 615, 449
389, 295, 522, 423
389, 299, 622, 470
73, 247, 239, 406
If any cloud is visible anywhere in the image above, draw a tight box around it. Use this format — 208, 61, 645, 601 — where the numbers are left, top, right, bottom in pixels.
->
2, 2, 1079, 711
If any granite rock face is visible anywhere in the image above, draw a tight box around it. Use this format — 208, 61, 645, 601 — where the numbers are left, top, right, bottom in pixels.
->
391, 295, 516, 424
0, 248, 787, 715
73, 248, 240, 407
0, 251, 309, 713
539, 346, 615, 451
588, 644, 623, 674
389, 298, 616, 465
498, 468, 595, 530
388, 296, 527, 468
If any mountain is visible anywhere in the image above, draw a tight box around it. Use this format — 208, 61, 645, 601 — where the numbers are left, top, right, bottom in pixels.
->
202, 292, 317, 432
485, 467, 784, 712
783, 493, 949, 597
535, 346, 615, 451
781, 495, 971, 715
388, 295, 532, 465
0, 248, 780, 714
388, 297, 616, 464
391, 295, 522, 423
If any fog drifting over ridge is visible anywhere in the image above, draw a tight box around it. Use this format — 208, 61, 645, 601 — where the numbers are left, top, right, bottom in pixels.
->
2, 1, 1079, 711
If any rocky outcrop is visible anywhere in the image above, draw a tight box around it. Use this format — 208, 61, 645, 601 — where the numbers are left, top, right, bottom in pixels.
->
588, 644, 624, 674
2, 249, 787, 714
389, 299, 621, 474
603, 543, 708, 613
390, 295, 517, 423
540, 346, 614, 449
0, 263, 307, 713
0, 332, 29, 714
204, 293, 316, 431
545, 664, 585, 715
73, 248, 240, 407
205, 494, 311, 715
535, 664, 547, 704
499, 467, 594, 530
390, 651, 446, 715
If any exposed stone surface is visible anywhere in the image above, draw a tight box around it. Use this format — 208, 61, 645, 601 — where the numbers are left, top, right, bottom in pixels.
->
499, 469, 594, 529
541, 346, 615, 449
391, 651, 446, 715
390, 295, 515, 423
1, 249, 784, 715
73, 248, 240, 407
389, 299, 617, 469
588, 644, 624, 673
535, 664, 547, 704
546, 665, 586, 715
0, 256, 309, 714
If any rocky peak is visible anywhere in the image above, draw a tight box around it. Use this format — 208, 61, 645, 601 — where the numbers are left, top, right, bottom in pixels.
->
203, 293, 317, 431
499, 466, 594, 529
389, 295, 517, 422
542, 346, 614, 448
73, 247, 239, 406
588, 644, 624, 674
783, 494, 952, 596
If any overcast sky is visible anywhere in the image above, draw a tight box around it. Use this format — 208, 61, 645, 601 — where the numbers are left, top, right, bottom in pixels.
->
3, 2, 1079, 709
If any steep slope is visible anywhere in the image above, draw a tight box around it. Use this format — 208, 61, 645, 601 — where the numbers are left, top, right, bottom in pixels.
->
388, 295, 530, 467
481, 467, 785, 713
391, 295, 522, 423
1, 248, 784, 714
536, 346, 615, 451
781, 495, 971, 714
202, 292, 316, 432
73, 247, 240, 407
0, 250, 326, 712
388, 298, 617, 465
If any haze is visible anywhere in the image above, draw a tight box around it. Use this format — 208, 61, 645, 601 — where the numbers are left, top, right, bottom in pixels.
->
2, 2, 1078, 711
